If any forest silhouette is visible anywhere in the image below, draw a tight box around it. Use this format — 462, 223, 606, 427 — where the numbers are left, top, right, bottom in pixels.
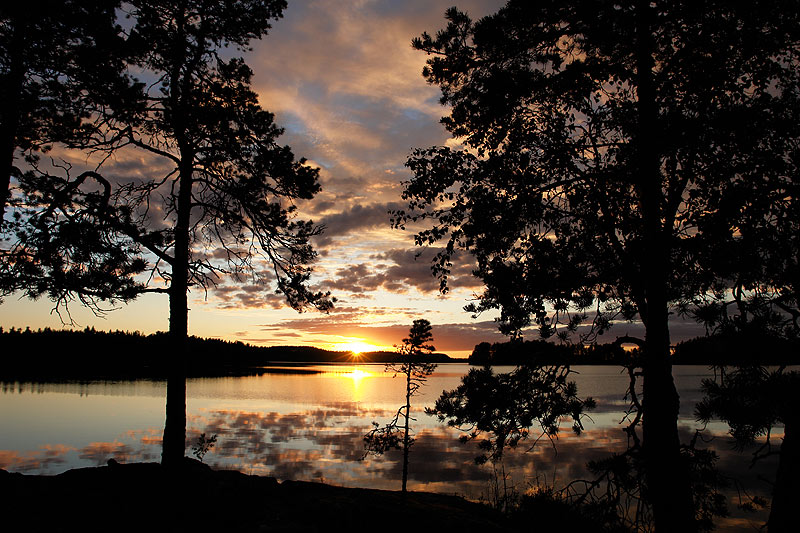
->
2, 1, 799, 531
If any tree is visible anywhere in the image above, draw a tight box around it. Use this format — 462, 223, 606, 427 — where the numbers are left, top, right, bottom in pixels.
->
0, 1, 146, 312
1, 168, 147, 319
0, 0, 134, 216
364, 319, 437, 492
0, 1, 150, 316
121, 0, 333, 466
7, 0, 333, 466
395, 1, 800, 529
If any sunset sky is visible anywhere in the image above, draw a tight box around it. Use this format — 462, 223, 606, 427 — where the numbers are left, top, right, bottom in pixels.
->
0, 0, 704, 356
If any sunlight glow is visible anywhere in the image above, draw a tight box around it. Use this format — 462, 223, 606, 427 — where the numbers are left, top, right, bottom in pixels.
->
342, 368, 372, 385
330, 366, 376, 399
336, 341, 385, 354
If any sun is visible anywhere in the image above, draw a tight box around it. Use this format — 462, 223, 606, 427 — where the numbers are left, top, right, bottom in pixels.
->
337, 341, 383, 354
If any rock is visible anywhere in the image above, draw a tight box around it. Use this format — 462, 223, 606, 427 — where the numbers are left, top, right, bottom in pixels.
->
0, 461, 510, 532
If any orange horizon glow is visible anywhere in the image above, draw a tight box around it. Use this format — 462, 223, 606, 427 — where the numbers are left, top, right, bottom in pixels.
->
333, 340, 391, 354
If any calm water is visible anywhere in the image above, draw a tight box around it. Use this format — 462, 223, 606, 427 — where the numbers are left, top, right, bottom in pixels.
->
0, 364, 780, 531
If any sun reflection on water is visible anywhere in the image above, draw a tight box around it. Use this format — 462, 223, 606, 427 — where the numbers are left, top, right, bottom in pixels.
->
0, 367, 784, 531
325, 366, 376, 400
342, 368, 371, 385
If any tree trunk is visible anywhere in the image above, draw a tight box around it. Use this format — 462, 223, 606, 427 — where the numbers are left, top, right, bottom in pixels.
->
0, 16, 26, 216
161, 347, 186, 467
641, 325, 695, 531
635, 1, 696, 529
767, 391, 800, 531
402, 364, 411, 493
161, 156, 193, 467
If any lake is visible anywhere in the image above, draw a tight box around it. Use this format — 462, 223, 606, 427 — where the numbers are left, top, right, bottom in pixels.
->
0, 364, 780, 531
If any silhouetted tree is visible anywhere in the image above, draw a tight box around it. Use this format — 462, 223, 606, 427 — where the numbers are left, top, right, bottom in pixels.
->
2, 169, 148, 318
396, 2, 800, 529
0, 2, 147, 313
120, 0, 333, 466
6, 1, 333, 466
364, 319, 437, 492
428, 364, 598, 514
0, 1, 133, 215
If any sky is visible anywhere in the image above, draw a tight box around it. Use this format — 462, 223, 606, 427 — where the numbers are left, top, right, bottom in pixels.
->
0, 0, 705, 357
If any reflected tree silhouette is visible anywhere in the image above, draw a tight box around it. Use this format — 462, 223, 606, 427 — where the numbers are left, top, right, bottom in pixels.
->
562, 363, 730, 533
697, 365, 800, 532
427, 364, 595, 513
427, 365, 594, 465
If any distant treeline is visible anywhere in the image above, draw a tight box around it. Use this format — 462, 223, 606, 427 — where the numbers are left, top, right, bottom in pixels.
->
0, 327, 453, 379
2, 328, 795, 380
673, 333, 799, 366
469, 334, 799, 366
468, 340, 635, 366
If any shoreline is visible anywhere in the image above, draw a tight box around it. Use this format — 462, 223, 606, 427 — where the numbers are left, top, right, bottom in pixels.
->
1, 459, 510, 532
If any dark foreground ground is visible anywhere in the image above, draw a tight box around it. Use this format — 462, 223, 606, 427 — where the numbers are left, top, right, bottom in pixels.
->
1, 459, 512, 532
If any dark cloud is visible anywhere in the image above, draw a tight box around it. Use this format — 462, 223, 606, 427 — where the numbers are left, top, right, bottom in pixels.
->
312, 202, 404, 248
213, 286, 287, 310
257, 318, 509, 353
374, 247, 482, 292
320, 247, 481, 298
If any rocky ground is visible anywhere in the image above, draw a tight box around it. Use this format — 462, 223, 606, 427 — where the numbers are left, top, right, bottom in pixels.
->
0, 459, 511, 532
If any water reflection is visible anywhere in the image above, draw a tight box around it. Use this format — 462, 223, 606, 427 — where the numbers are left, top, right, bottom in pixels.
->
1, 379, 166, 397
0, 365, 783, 531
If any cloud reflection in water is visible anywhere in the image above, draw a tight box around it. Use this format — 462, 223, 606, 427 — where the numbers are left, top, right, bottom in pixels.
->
0, 368, 783, 531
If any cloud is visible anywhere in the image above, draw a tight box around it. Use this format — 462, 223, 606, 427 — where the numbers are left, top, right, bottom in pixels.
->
248, 0, 507, 205
0, 445, 74, 473
257, 318, 509, 353
78, 441, 136, 465
318, 246, 481, 297
179, 401, 767, 501
312, 202, 404, 248
207, 284, 287, 310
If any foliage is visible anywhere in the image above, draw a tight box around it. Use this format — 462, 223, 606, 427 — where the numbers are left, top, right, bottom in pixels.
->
363, 319, 438, 457
510, 485, 632, 533
2, 170, 147, 317
112, 0, 330, 315
689, 316, 800, 529
363, 319, 438, 492
566, 445, 729, 533
398, 2, 799, 528
385, 318, 438, 389
0, 1, 135, 213
673, 333, 799, 365
0, 327, 319, 378
191, 433, 218, 462
468, 338, 632, 365
395, 1, 800, 341
362, 419, 402, 457
427, 365, 594, 465
5, 0, 333, 322
2, 0, 334, 466
0, 1, 145, 312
